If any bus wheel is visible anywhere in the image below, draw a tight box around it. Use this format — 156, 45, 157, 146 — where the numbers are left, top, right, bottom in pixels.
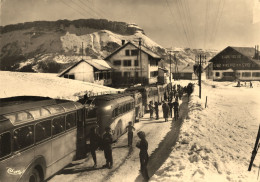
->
29, 169, 41, 182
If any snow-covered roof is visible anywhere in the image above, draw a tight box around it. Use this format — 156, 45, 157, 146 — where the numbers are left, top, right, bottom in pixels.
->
0, 71, 123, 101
177, 64, 194, 73
58, 59, 112, 77
104, 41, 161, 60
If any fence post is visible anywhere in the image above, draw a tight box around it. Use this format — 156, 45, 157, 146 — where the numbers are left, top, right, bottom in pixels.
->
205, 96, 208, 108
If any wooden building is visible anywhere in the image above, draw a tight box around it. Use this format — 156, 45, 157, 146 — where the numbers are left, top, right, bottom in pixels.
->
209, 46, 260, 81
172, 64, 198, 80
58, 59, 113, 86
105, 41, 162, 86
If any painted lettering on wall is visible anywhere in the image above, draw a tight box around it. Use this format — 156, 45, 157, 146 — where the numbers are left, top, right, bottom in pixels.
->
214, 63, 251, 68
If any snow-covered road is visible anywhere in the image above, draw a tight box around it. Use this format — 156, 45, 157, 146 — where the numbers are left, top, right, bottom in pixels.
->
151, 81, 260, 182
48, 95, 188, 182
48, 80, 260, 182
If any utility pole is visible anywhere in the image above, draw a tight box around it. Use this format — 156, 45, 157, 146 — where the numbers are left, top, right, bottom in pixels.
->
138, 38, 143, 85
198, 54, 206, 99
168, 50, 173, 83
81, 42, 84, 60
174, 54, 178, 80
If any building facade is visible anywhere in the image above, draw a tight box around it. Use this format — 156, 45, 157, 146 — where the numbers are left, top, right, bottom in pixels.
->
172, 64, 198, 80
209, 46, 260, 81
58, 59, 112, 86
105, 41, 161, 86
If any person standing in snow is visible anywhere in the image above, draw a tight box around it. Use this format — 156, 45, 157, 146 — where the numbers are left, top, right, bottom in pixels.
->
250, 81, 253, 88
173, 98, 179, 121
168, 100, 174, 118
154, 101, 159, 120
148, 101, 154, 119
102, 127, 113, 169
126, 122, 135, 147
136, 131, 149, 181
89, 126, 102, 168
162, 101, 170, 122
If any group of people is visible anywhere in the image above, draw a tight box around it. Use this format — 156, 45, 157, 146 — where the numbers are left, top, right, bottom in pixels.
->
237, 81, 253, 88
148, 85, 184, 122
89, 122, 149, 181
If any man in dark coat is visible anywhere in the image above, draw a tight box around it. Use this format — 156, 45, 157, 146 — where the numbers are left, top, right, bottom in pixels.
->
154, 101, 159, 120
173, 99, 179, 121
102, 127, 113, 169
90, 126, 101, 168
136, 131, 149, 181
148, 101, 154, 119
162, 101, 170, 122
168, 100, 174, 118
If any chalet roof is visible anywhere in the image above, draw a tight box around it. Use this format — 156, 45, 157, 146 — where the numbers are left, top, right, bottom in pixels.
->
209, 46, 260, 67
58, 59, 112, 77
231, 47, 256, 59
104, 41, 161, 60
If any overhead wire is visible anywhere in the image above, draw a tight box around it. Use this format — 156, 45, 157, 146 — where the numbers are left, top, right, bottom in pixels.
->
211, 0, 225, 46
85, 0, 110, 18
174, 0, 192, 48
179, 0, 195, 48
203, 0, 209, 49
61, 0, 89, 18
164, 0, 184, 47
208, 0, 222, 45
70, 0, 98, 18
78, 0, 106, 19
184, 0, 197, 47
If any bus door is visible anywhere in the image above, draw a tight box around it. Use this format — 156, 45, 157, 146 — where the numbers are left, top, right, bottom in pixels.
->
76, 107, 86, 160
84, 105, 98, 152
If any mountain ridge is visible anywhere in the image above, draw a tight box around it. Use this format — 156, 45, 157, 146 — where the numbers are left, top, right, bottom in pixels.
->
0, 18, 217, 73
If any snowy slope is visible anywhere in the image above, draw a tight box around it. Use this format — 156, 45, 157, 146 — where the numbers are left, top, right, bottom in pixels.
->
151, 80, 260, 182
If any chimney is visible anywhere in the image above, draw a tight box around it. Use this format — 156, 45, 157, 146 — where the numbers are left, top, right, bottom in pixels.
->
122, 40, 125, 45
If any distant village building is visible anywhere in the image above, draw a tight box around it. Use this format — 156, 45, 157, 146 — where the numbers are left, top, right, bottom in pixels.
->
203, 63, 213, 79
58, 59, 113, 86
209, 46, 260, 81
172, 64, 198, 80
105, 41, 162, 86
158, 67, 169, 84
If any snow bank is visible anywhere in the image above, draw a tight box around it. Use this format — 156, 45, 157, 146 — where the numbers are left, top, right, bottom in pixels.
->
0, 71, 122, 101
151, 80, 260, 182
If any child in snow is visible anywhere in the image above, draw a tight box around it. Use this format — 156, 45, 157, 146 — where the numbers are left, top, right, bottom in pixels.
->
126, 122, 135, 147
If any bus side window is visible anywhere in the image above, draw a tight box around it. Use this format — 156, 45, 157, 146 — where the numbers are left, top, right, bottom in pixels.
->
66, 112, 76, 130
0, 132, 11, 158
35, 120, 51, 143
52, 116, 65, 136
13, 125, 34, 152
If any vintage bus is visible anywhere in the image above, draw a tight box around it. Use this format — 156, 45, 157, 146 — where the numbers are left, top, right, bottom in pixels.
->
0, 96, 87, 182
85, 94, 135, 141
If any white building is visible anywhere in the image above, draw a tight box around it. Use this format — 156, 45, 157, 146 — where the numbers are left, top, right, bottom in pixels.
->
105, 41, 162, 86
58, 59, 113, 86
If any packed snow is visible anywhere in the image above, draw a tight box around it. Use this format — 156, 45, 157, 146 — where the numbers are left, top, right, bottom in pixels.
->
47, 80, 260, 182
0, 71, 122, 101
151, 80, 260, 182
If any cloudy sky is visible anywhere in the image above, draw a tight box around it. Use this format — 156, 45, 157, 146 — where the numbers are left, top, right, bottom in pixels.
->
1, 0, 259, 50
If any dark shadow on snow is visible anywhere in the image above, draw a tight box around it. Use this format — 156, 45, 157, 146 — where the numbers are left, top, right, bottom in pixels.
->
135, 95, 189, 182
